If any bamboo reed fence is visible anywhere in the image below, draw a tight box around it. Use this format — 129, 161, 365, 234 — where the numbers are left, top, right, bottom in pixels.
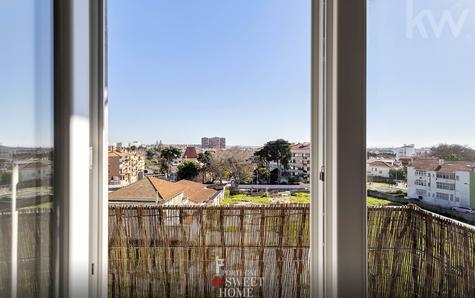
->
1, 205, 474, 297
108, 205, 311, 298
0, 209, 54, 297
368, 205, 475, 298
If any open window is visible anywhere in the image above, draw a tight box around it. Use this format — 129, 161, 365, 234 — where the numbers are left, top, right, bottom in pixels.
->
1, 0, 372, 297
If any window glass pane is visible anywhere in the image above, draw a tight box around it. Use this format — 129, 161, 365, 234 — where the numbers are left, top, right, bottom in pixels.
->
108, 0, 311, 296
0, 0, 54, 296
367, 0, 475, 296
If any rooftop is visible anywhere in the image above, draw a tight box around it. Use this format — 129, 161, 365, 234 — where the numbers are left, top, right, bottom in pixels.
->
109, 177, 218, 204
411, 158, 475, 172
183, 146, 198, 159
290, 143, 311, 150
367, 160, 396, 168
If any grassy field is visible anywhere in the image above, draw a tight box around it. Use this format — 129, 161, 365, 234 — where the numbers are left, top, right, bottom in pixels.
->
366, 196, 394, 206
221, 191, 393, 206
220, 193, 270, 205
19, 202, 54, 210
289, 192, 310, 204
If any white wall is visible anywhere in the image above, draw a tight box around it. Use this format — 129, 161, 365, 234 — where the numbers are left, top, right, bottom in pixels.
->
367, 165, 391, 178
407, 167, 471, 208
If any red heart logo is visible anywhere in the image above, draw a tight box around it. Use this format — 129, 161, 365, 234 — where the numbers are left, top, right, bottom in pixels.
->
211, 276, 224, 287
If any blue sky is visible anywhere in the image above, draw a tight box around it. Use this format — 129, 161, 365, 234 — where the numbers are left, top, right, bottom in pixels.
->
1, 0, 475, 148
367, 0, 475, 147
108, 0, 312, 146
0, 0, 53, 148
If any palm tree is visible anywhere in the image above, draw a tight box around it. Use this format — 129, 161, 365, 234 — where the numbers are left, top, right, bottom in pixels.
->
197, 151, 212, 183
160, 147, 182, 178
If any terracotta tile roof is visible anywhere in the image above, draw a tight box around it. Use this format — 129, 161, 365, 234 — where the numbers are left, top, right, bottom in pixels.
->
108, 178, 158, 202
411, 158, 475, 173
367, 160, 395, 168
411, 158, 438, 171
440, 161, 475, 172
108, 151, 128, 157
290, 143, 311, 150
183, 147, 198, 159
108, 177, 218, 204
148, 177, 185, 200
108, 152, 120, 158
175, 180, 218, 203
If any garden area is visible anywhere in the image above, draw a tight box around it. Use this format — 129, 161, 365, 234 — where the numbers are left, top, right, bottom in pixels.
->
220, 190, 394, 206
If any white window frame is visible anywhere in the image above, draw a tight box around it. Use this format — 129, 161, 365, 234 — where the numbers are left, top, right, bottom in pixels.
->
311, 0, 366, 297
54, 0, 107, 297
55, 0, 367, 296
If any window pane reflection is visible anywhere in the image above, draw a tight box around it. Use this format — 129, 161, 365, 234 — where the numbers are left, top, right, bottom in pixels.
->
0, 0, 55, 296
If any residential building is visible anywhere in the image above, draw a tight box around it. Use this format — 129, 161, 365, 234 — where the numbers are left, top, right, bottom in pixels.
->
108, 151, 129, 186
288, 143, 311, 182
108, 177, 224, 205
367, 144, 416, 160
18, 160, 53, 183
366, 160, 397, 179
407, 158, 475, 209
393, 144, 416, 160
201, 137, 226, 149
108, 149, 145, 187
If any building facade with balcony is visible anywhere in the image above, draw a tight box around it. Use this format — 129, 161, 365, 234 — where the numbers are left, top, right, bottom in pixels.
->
108, 149, 145, 187
288, 143, 311, 182
408, 158, 475, 209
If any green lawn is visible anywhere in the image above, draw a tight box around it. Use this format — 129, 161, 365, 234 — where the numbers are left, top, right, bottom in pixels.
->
289, 192, 310, 204
368, 182, 396, 188
366, 196, 393, 206
221, 191, 393, 207
220, 194, 270, 205
20, 202, 54, 210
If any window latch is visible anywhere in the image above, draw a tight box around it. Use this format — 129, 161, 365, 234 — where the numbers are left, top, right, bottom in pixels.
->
89, 146, 93, 170
319, 166, 325, 182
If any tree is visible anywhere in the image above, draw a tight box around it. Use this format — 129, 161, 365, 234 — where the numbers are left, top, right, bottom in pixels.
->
225, 152, 253, 187
254, 139, 291, 184
253, 167, 270, 184
160, 147, 182, 178
431, 144, 475, 161
197, 151, 213, 183
389, 168, 407, 181
177, 160, 200, 181
209, 147, 254, 186
144, 148, 161, 172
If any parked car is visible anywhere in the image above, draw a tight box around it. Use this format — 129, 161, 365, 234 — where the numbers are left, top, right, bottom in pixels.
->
451, 206, 475, 214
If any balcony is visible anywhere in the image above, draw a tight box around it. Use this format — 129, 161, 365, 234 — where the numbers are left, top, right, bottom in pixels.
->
2, 205, 474, 297
109, 205, 475, 297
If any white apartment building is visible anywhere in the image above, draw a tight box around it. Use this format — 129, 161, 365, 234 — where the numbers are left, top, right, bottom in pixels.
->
366, 160, 397, 178
407, 158, 475, 209
393, 144, 416, 160
368, 144, 416, 160
288, 143, 311, 182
